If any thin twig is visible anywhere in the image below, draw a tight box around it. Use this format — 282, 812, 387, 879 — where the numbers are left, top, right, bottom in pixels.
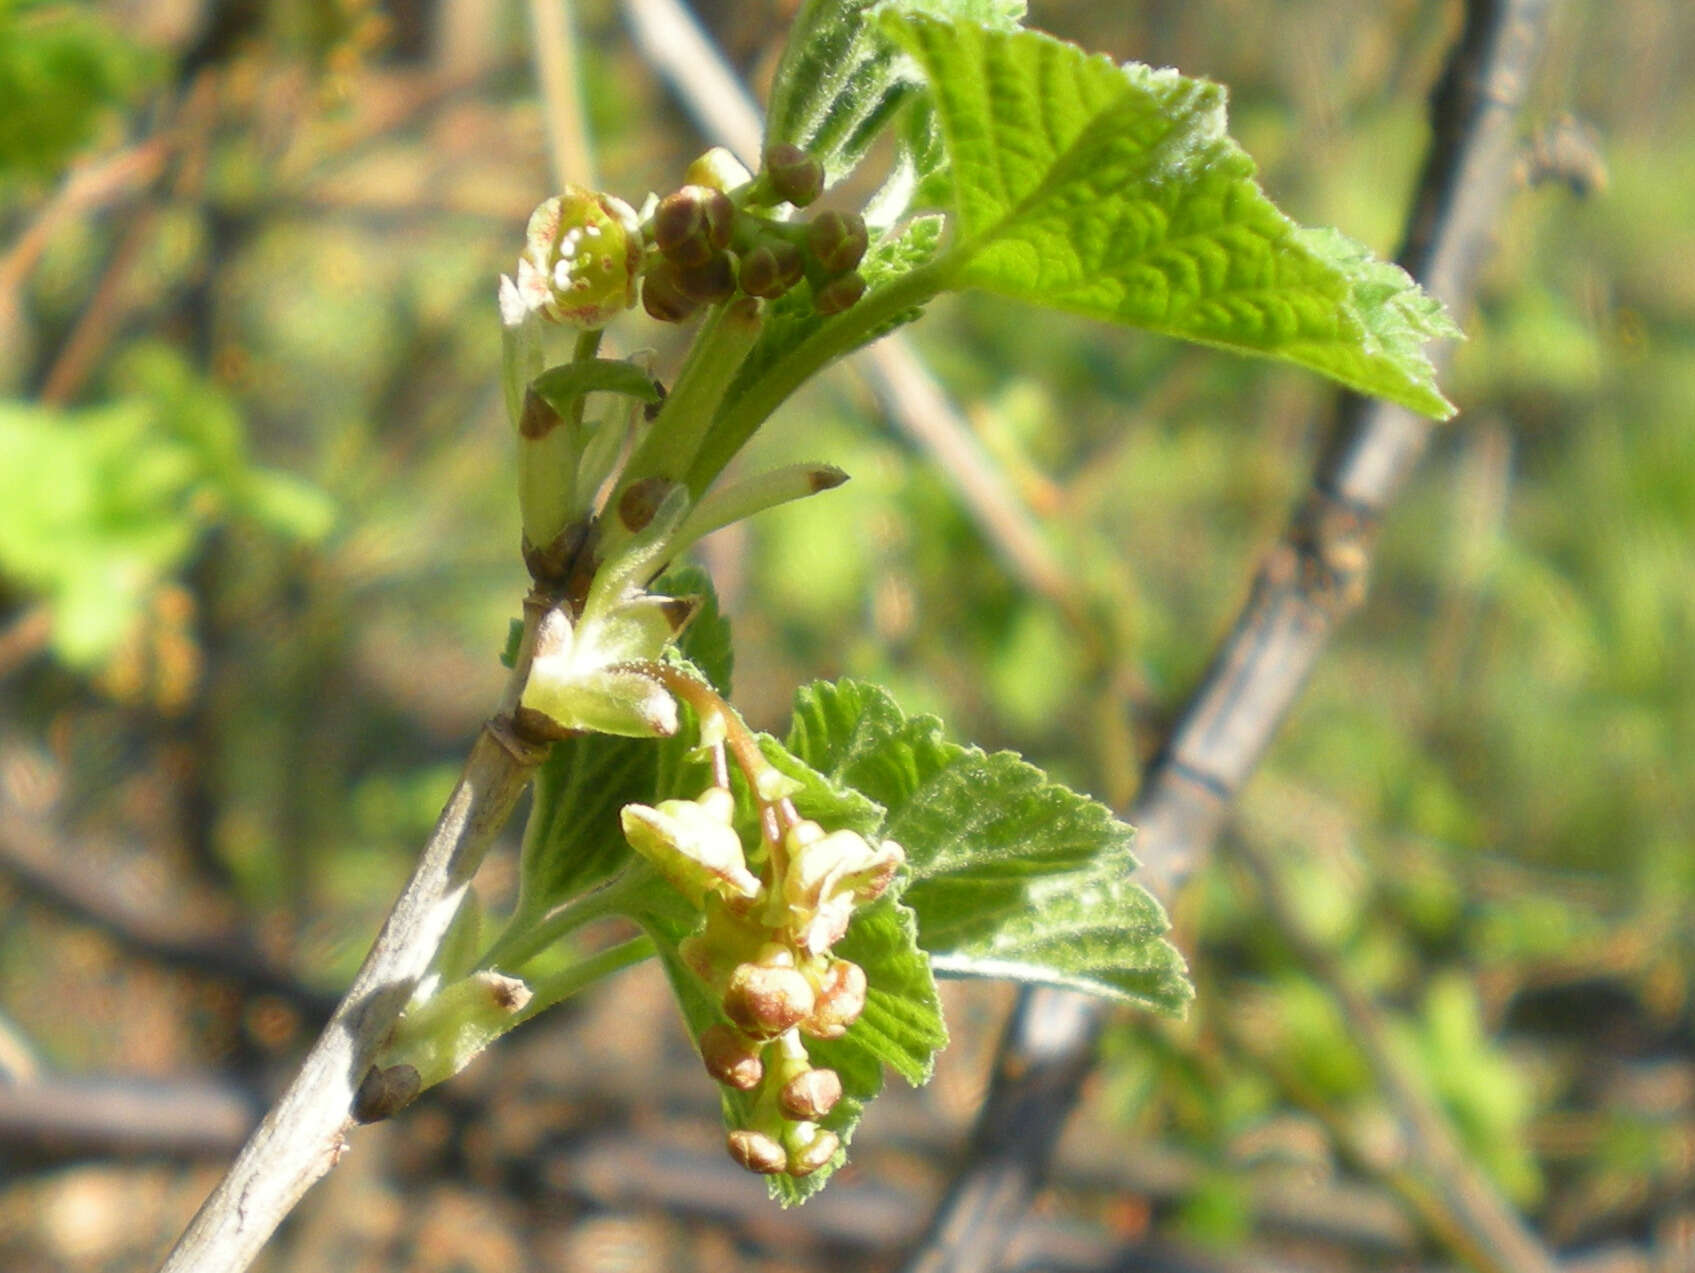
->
0, 813, 337, 1022
620, 0, 1083, 618
0, 139, 171, 300
0, 1074, 257, 1160
156, 662, 550, 1272
898, 3, 1561, 1272
1231, 828, 1560, 1273
0, 605, 52, 680
36, 73, 220, 406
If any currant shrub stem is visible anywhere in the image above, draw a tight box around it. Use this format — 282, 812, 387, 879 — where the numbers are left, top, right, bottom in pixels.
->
563, 326, 605, 512
683, 256, 955, 498
634, 661, 768, 787
158, 713, 548, 1273
479, 867, 648, 974
513, 933, 655, 1026
614, 296, 765, 503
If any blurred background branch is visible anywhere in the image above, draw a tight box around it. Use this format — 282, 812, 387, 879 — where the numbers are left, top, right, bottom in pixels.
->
900, 4, 1567, 1272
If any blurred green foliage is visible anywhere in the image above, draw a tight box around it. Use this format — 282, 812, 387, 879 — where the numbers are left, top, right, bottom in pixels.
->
0, 0, 158, 182
0, 0, 1689, 1265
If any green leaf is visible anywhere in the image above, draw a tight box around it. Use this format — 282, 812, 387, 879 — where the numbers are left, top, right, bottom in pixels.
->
886, 16, 1460, 418
0, 348, 335, 669
787, 679, 1192, 1013
764, 0, 1026, 187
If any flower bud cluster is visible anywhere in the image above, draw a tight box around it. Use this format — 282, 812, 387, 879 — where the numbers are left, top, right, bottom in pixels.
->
619, 759, 904, 1177
640, 145, 870, 325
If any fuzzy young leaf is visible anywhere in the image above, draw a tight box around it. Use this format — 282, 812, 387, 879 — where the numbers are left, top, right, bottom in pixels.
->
887, 16, 1460, 418
787, 680, 1192, 1013
764, 0, 1026, 187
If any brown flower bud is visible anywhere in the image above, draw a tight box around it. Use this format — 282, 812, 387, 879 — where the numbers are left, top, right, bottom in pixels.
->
801, 959, 867, 1040
779, 1066, 843, 1120
724, 961, 816, 1038
738, 239, 805, 299
807, 210, 868, 275
675, 253, 737, 305
642, 259, 699, 323
727, 1128, 788, 1174
763, 143, 824, 207
787, 1127, 841, 1177
813, 271, 867, 316
700, 1024, 765, 1091
653, 186, 736, 267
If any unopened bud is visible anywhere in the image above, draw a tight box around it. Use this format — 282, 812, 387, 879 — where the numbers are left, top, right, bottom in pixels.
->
787, 1127, 840, 1177
802, 959, 867, 1040
763, 143, 824, 207
700, 1023, 765, 1091
779, 1067, 843, 1120
724, 961, 816, 1038
728, 1128, 788, 1174
352, 1063, 421, 1123
813, 271, 867, 316
675, 253, 737, 305
642, 259, 699, 323
654, 186, 736, 267
738, 239, 805, 299
807, 210, 868, 276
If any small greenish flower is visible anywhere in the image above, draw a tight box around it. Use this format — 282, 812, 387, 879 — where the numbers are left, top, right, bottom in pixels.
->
800, 957, 867, 1040
520, 601, 686, 738
499, 187, 643, 330
782, 822, 905, 954
620, 787, 761, 905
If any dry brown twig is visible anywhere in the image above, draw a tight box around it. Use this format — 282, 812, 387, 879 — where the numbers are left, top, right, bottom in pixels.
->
0, 801, 338, 1022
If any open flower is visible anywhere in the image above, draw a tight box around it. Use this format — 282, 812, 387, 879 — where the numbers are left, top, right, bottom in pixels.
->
500, 187, 643, 331
621, 787, 760, 906
781, 823, 905, 955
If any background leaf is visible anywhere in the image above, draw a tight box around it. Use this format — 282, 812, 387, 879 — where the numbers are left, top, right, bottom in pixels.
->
887, 15, 1459, 417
